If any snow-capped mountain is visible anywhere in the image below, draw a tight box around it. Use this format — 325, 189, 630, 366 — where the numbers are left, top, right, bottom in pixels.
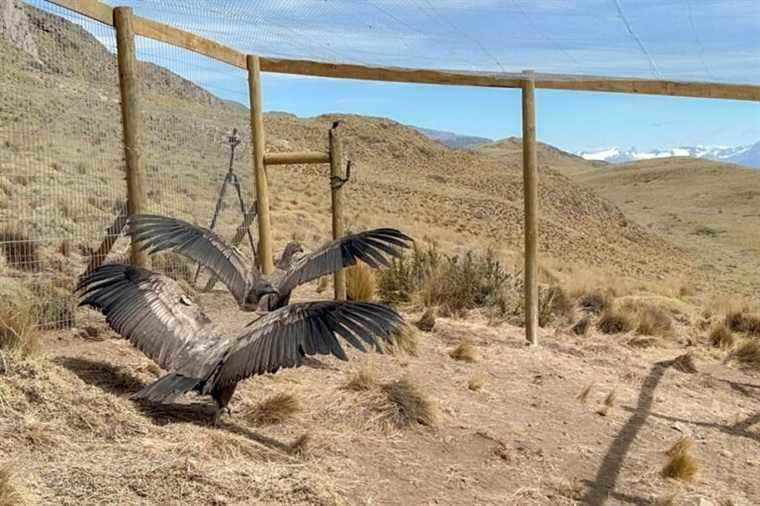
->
578, 142, 760, 168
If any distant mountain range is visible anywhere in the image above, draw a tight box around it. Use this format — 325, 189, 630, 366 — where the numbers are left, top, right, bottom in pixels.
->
578, 142, 760, 168
413, 127, 492, 148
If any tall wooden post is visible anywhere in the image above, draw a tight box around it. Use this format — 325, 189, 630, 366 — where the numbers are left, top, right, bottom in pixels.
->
114, 6, 147, 267
246, 54, 274, 275
329, 123, 347, 301
522, 70, 539, 346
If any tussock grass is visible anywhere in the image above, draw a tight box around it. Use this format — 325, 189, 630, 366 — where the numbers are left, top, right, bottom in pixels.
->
538, 285, 572, 327
633, 304, 673, 337
0, 465, 34, 506
342, 366, 379, 392
726, 309, 760, 336
387, 324, 419, 356
709, 323, 734, 349
380, 378, 437, 428
414, 307, 436, 331
597, 308, 634, 334
0, 229, 39, 271
661, 437, 698, 482
727, 339, 760, 370
346, 263, 376, 301
449, 339, 478, 363
571, 316, 591, 336
467, 374, 485, 391
0, 282, 40, 357
245, 393, 300, 425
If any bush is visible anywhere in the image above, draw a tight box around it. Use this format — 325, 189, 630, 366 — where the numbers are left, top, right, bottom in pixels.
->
346, 263, 376, 301
377, 243, 441, 304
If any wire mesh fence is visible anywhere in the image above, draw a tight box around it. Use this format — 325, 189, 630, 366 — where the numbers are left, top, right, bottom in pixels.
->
0, 2, 128, 330
0, 1, 261, 330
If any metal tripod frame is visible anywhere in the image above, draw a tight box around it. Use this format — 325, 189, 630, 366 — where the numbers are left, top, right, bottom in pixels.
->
193, 128, 258, 286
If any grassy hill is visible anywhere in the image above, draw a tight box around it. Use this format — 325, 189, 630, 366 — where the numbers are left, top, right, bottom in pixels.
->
575, 156, 760, 296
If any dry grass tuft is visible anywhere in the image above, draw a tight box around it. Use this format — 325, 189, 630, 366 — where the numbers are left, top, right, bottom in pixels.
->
343, 366, 379, 392
665, 436, 694, 458
577, 290, 611, 314
449, 339, 478, 363
576, 383, 593, 404
597, 308, 634, 334
0, 229, 39, 271
381, 378, 437, 428
414, 307, 436, 332
571, 316, 591, 336
346, 263, 376, 301
709, 323, 735, 349
727, 339, 760, 370
538, 285, 573, 327
725, 309, 760, 336
672, 353, 697, 374
0, 282, 40, 358
245, 393, 300, 425
467, 374, 485, 391
634, 305, 673, 337
661, 437, 698, 482
387, 324, 419, 356
0, 464, 34, 506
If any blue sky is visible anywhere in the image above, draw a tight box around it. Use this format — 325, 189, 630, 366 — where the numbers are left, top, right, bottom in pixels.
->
37, 0, 760, 152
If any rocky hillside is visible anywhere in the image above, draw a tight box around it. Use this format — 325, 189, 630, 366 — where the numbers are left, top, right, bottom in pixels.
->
0, 0, 690, 284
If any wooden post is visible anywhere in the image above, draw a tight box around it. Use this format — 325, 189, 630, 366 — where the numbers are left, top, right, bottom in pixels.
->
82, 201, 128, 279
522, 70, 539, 346
114, 6, 147, 267
247, 54, 274, 275
329, 124, 347, 301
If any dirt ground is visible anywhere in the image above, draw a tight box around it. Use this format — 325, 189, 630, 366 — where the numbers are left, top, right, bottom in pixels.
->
1, 284, 758, 505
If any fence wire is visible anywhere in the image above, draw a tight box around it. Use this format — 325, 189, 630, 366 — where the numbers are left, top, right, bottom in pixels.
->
0, 0, 260, 330
1, 2, 128, 330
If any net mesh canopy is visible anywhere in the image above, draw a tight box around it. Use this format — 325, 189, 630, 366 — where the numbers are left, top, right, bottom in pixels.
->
108, 0, 759, 84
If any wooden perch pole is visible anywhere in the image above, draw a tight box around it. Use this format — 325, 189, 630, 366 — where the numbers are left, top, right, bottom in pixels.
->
114, 6, 147, 267
247, 54, 274, 275
522, 70, 539, 346
329, 123, 347, 301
